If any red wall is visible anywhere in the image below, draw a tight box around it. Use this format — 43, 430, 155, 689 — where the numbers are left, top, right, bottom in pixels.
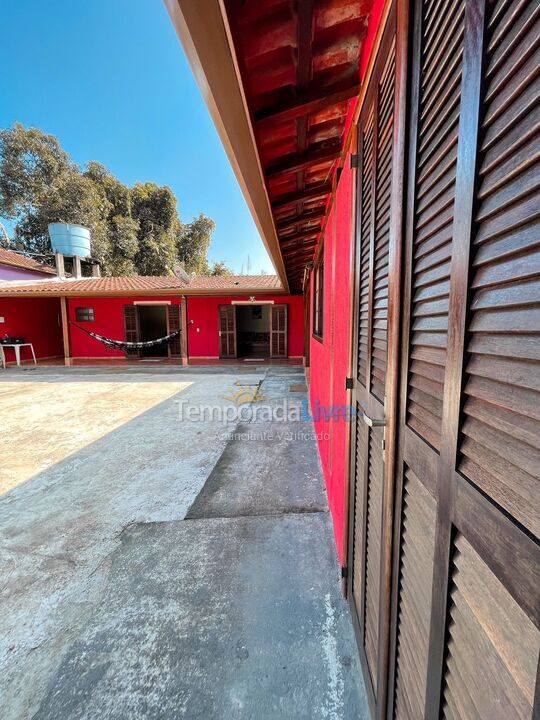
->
68, 296, 183, 358
309, 152, 355, 561
308, 0, 385, 562
187, 294, 304, 358
67, 294, 303, 359
0, 297, 63, 360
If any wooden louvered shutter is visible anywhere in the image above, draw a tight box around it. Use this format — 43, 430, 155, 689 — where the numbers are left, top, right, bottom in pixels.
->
347, 3, 407, 716
389, 1, 540, 718
123, 305, 140, 358
270, 304, 287, 358
218, 305, 236, 358
167, 304, 182, 358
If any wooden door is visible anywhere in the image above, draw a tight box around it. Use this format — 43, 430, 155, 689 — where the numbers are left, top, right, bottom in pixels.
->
218, 304, 236, 358
388, 1, 540, 718
347, 3, 407, 716
270, 304, 288, 358
123, 305, 140, 358
167, 304, 182, 358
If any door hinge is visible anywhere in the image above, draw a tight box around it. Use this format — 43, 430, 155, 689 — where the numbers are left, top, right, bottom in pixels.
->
345, 376, 354, 390
341, 565, 348, 580
350, 154, 359, 169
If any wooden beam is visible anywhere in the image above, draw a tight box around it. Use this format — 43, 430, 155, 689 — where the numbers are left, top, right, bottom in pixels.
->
280, 228, 320, 246
272, 183, 332, 210
266, 144, 341, 178
60, 296, 72, 366
255, 81, 360, 126
277, 208, 325, 232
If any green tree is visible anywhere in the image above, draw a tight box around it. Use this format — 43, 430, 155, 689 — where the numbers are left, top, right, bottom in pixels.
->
210, 260, 231, 276
131, 183, 178, 275
0, 122, 74, 221
177, 213, 215, 275
0, 124, 229, 277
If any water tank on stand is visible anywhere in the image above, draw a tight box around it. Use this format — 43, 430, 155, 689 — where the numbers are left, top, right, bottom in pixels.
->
48, 223, 91, 258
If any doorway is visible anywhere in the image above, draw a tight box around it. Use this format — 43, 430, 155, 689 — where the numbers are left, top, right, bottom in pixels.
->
138, 305, 168, 357
218, 304, 288, 360
236, 304, 270, 359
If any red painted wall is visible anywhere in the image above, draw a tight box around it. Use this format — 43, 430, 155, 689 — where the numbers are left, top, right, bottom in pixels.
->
308, 1, 385, 562
68, 296, 183, 358
187, 294, 304, 358
67, 293, 303, 359
310, 155, 355, 561
0, 297, 63, 360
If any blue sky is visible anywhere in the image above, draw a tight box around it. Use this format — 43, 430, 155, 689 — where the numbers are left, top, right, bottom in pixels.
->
0, 0, 274, 274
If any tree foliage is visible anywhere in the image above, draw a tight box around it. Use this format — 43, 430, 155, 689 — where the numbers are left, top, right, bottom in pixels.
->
0, 123, 231, 277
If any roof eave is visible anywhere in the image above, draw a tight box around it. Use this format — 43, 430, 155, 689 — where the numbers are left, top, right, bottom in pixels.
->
0, 286, 287, 299
163, 0, 290, 293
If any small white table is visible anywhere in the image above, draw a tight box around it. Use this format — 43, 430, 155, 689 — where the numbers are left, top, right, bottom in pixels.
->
0, 343, 37, 369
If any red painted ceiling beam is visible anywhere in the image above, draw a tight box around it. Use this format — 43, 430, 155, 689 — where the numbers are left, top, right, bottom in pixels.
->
272, 183, 332, 211
265, 144, 341, 178
276, 207, 326, 232
255, 80, 360, 126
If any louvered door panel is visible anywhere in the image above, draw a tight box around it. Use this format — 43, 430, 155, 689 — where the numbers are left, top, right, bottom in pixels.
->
123, 305, 140, 358
393, 468, 437, 720
219, 305, 236, 358
167, 304, 182, 358
459, 0, 540, 538
347, 5, 405, 717
371, 45, 395, 402
357, 111, 375, 386
406, 0, 466, 451
389, 1, 540, 719
271, 304, 288, 358
352, 409, 369, 614
442, 534, 539, 720
364, 427, 384, 688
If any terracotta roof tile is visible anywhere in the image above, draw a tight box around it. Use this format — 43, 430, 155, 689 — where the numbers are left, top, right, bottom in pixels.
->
0, 274, 283, 296
0, 248, 56, 275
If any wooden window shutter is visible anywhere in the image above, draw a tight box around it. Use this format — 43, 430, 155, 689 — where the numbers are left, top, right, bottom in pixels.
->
167, 304, 182, 358
389, 1, 540, 719
270, 304, 287, 358
123, 305, 139, 358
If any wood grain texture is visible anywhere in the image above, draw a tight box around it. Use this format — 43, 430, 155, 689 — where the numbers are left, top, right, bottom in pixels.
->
393, 468, 437, 720
459, 0, 540, 537
406, 0, 466, 452
442, 534, 539, 719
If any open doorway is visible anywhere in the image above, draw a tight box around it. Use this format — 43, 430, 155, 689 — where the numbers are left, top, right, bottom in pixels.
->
236, 304, 270, 359
138, 305, 168, 357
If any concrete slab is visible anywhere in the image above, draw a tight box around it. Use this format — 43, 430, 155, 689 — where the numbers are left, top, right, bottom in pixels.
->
186, 421, 327, 519
0, 367, 368, 719
33, 514, 367, 720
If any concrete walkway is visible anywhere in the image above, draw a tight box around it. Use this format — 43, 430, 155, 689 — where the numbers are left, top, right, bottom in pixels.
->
0, 366, 368, 719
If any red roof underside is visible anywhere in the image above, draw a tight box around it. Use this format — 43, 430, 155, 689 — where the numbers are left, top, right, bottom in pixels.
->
224, 0, 374, 290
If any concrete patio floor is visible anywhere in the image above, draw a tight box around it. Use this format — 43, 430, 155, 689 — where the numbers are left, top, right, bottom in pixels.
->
0, 365, 368, 719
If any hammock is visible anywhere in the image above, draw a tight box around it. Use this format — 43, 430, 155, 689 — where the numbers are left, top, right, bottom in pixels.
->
70, 322, 180, 351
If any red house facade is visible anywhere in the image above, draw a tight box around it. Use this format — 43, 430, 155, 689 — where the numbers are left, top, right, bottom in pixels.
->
0, 275, 303, 364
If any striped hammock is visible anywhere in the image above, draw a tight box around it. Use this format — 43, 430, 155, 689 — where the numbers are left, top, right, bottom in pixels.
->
71, 322, 180, 350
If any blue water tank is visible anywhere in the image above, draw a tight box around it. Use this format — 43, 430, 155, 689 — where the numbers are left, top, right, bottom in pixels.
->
48, 223, 91, 258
